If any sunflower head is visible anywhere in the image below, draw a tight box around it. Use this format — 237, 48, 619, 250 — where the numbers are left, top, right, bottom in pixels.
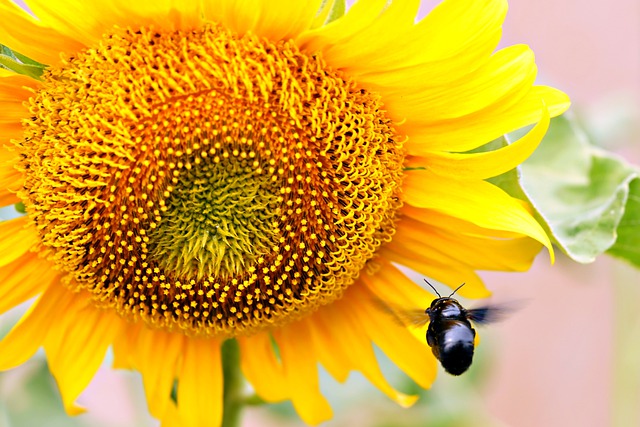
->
16, 22, 406, 336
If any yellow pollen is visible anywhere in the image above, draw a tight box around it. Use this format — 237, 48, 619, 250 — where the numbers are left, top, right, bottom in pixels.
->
16, 23, 404, 337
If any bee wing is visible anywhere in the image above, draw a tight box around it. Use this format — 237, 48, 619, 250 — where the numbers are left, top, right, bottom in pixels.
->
370, 297, 430, 328
467, 301, 522, 325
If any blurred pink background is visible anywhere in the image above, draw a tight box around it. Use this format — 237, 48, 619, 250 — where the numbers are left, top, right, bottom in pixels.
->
486, 0, 639, 426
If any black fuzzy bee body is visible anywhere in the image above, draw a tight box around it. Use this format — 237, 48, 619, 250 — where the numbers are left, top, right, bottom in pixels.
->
426, 297, 477, 376
378, 280, 507, 376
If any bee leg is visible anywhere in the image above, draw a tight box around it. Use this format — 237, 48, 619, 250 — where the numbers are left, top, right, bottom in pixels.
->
426, 326, 440, 360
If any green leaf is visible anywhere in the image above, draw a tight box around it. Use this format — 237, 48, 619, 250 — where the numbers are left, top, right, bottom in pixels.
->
483, 136, 530, 201
493, 114, 639, 265
607, 177, 640, 266
326, 0, 346, 24
10, 49, 45, 67
0, 44, 46, 79
14, 201, 26, 214
0, 359, 85, 427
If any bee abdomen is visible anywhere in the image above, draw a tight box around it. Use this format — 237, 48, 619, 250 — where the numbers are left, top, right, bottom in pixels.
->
430, 320, 476, 376
440, 339, 474, 375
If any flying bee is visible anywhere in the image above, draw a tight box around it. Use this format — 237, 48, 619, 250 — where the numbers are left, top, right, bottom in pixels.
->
378, 279, 508, 376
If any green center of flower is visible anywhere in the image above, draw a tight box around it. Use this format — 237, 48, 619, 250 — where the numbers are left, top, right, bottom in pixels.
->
17, 23, 405, 337
148, 154, 280, 280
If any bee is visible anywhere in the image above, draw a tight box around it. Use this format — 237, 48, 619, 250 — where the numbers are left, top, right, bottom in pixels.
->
380, 279, 507, 376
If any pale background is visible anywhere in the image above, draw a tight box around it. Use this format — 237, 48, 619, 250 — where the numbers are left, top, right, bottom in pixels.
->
479, 1, 639, 426
1, 0, 639, 426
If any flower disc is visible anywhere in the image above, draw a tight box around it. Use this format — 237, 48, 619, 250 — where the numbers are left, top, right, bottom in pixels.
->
17, 23, 405, 336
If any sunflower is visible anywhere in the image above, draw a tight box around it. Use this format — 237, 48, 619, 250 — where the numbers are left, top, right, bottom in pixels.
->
0, 0, 569, 425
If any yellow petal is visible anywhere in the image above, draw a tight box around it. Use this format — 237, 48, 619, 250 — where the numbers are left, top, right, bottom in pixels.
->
0, 121, 24, 156
44, 292, 125, 415
406, 0, 506, 63
108, 0, 202, 30
404, 85, 570, 153
305, 0, 421, 65
0, 70, 38, 101
203, 0, 322, 41
385, 45, 536, 126
238, 332, 288, 402
176, 337, 222, 427
141, 332, 184, 420
365, 258, 433, 307
406, 107, 550, 177
380, 236, 490, 298
159, 401, 184, 427
297, 0, 389, 52
402, 170, 554, 262
110, 322, 140, 370
401, 204, 522, 239
304, 311, 350, 382
354, 268, 438, 388
378, 245, 489, 299
0, 192, 20, 206
306, 0, 504, 80
0, 144, 19, 170
311, 295, 418, 407
0, 71, 39, 125
0, 251, 58, 315
113, 324, 186, 419
0, 217, 39, 267
0, 72, 38, 143
23, 0, 201, 47
0, 283, 72, 370
394, 216, 543, 272
23, 0, 98, 45
273, 320, 333, 425
0, 146, 21, 207
0, 0, 83, 65
309, 0, 337, 29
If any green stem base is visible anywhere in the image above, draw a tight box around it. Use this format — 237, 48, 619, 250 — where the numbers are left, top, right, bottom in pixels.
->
221, 339, 244, 427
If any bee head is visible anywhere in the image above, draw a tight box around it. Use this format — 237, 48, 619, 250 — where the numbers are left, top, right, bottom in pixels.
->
427, 297, 464, 319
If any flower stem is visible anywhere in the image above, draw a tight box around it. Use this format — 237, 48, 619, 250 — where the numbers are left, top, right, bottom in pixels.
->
221, 339, 244, 427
